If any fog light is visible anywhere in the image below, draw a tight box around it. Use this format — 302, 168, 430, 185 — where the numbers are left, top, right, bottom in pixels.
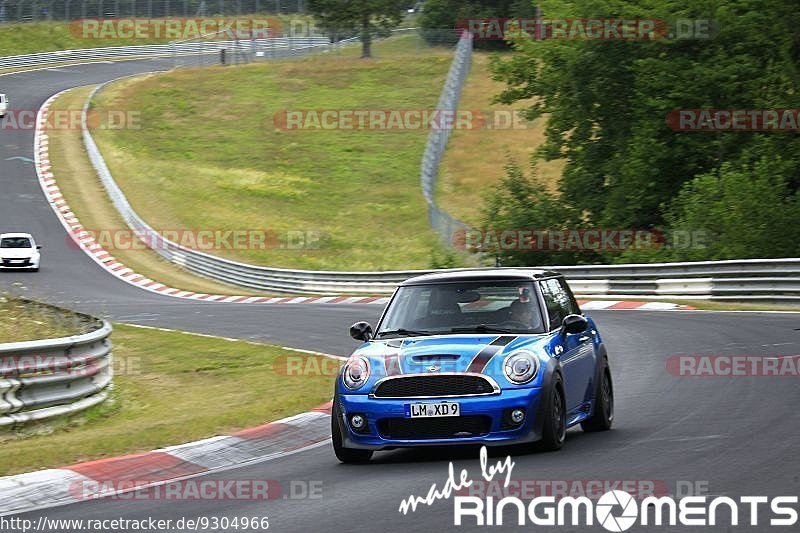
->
510, 409, 525, 424
350, 414, 366, 430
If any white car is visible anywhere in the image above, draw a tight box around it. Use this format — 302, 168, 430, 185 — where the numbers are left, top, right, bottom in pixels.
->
0, 94, 7, 118
0, 233, 41, 271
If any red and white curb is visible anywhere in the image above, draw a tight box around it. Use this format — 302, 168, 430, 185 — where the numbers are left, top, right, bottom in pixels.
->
578, 300, 693, 311
0, 402, 333, 516
32, 90, 387, 305
32, 91, 692, 312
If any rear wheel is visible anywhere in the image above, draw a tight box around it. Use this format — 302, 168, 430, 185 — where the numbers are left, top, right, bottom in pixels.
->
331, 398, 373, 464
581, 359, 614, 432
538, 374, 566, 451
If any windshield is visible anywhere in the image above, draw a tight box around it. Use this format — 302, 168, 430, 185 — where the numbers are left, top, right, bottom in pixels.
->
0, 237, 32, 248
377, 281, 545, 337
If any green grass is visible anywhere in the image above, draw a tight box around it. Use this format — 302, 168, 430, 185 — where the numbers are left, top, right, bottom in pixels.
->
90, 36, 464, 270
0, 294, 91, 343
48, 85, 277, 296
0, 324, 334, 475
0, 16, 301, 56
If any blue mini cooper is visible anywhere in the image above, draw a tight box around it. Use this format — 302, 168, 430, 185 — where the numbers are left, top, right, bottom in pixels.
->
331, 269, 614, 463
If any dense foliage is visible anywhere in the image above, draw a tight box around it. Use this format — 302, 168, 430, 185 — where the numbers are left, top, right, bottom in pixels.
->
307, 0, 407, 57
481, 0, 800, 264
419, 0, 537, 48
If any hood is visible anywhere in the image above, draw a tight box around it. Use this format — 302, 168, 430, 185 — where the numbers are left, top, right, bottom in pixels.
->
353, 334, 548, 378
0, 248, 36, 259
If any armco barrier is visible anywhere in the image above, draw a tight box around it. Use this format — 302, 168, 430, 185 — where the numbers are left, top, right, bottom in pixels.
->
0, 318, 112, 426
0, 37, 331, 70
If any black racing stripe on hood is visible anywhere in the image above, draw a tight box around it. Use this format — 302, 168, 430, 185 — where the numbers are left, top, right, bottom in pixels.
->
466, 336, 517, 373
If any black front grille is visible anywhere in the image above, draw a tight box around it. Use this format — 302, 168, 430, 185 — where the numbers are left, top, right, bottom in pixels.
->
378, 415, 492, 439
2, 258, 30, 266
372, 375, 495, 398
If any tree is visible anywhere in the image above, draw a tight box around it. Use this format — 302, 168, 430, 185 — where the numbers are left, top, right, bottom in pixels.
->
477, 160, 598, 266
308, 0, 409, 58
419, 0, 537, 48
491, 0, 800, 231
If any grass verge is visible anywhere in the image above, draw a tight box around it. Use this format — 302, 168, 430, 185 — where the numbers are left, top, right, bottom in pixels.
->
0, 323, 335, 475
89, 35, 457, 270
48, 85, 269, 295
0, 294, 92, 342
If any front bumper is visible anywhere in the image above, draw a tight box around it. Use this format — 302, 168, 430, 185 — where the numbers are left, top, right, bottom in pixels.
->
338, 387, 544, 450
0, 257, 38, 269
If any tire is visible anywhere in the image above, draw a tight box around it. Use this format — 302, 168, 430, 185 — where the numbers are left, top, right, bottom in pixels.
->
538, 373, 566, 451
581, 359, 614, 432
331, 398, 373, 464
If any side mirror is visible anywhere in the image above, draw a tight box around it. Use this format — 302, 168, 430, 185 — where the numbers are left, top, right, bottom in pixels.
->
349, 321, 373, 342
36, 245, 42, 249
561, 314, 588, 335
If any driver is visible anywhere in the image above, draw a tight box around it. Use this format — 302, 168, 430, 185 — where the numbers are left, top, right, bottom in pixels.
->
508, 299, 535, 328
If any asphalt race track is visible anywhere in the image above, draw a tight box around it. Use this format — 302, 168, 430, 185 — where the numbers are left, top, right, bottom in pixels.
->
2, 60, 800, 532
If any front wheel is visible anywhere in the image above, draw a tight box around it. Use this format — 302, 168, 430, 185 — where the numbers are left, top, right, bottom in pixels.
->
581, 359, 614, 432
331, 398, 373, 464
537, 374, 566, 451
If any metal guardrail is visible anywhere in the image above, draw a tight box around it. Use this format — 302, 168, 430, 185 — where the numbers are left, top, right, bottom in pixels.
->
0, 37, 330, 69
0, 318, 112, 427
420, 30, 472, 245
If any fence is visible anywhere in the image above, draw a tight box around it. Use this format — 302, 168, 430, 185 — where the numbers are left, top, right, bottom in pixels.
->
0, 1, 307, 22
170, 33, 352, 68
0, 316, 112, 427
420, 30, 473, 245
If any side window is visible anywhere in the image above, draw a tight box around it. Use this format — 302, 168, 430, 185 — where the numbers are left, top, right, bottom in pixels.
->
540, 278, 578, 331
557, 278, 581, 316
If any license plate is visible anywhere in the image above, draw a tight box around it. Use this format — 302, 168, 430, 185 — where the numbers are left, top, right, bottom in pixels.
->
8, 260, 24, 264
405, 401, 460, 418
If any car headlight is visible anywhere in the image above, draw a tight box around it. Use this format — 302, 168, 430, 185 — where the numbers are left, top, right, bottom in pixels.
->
342, 356, 370, 390
503, 350, 539, 384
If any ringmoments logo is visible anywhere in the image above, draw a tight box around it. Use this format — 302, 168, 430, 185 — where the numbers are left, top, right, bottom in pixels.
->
397, 447, 799, 529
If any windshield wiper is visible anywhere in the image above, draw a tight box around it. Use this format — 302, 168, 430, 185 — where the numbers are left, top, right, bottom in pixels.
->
450, 324, 520, 333
377, 328, 435, 338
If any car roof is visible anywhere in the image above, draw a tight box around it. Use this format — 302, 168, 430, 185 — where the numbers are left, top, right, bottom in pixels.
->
400, 268, 562, 286
0, 232, 34, 239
